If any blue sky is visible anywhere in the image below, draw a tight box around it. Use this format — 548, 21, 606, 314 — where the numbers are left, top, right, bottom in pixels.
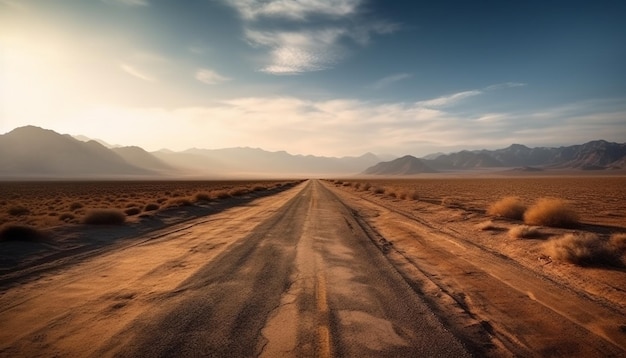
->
1, 0, 625, 156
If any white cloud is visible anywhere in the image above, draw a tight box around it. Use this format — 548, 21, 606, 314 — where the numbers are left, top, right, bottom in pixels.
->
369, 73, 412, 90
195, 68, 231, 84
246, 28, 346, 74
227, 0, 399, 74
228, 0, 361, 20
416, 90, 483, 108
485, 82, 527, 91
120, 63, 155, 82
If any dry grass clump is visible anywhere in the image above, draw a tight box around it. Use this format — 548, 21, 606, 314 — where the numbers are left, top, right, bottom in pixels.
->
524, 198, 580, 228
476, 220, 498, 231
166, 198, 194, 208
82, 209, 126, 225
194, 192, 212, 202
372, 187, 385, 194
362, 183, 372, 191
0, 224, 48, 242
7, 206, 30, 216
354, 183, 361, 190
144, 203, 160, 212
609, 233, 626, 254
544, 232, 622, 267
124, 207, 141, 216
252, 185, 266, 192
213, 190, 231, 199
487, 196, 526, 220
69, 202, 83, 211
229, 188, 249, 197
508, 225, 541, 239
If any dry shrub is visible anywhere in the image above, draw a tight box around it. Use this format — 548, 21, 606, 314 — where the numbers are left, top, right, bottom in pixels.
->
354, 183, 361, 190
476, 220, 498, 231
487, 196, 526, 220
166, 198, 194, 207
144, 203, 160, 212
59, 212, 75, 222
362, 183, 372, 191
508, 225, 541, 239
372, 187, 385, 194
334, 180, 344, 185
7, 206, 29, 216
124, 207, 141, 216
69, 202, 83, 211
544, 232, 622, 267
387, 191, 397, 198
156, 198, 168, 204
83, 209, 126, 225
342, 182, 351, 187
213, 190, 231, 199
609, 233, 626, 254
194, 192, 212, 202
524, 198, 579, 228
252, 185, 266, 192
229, 188, 249, 197
0, 224, 48, 242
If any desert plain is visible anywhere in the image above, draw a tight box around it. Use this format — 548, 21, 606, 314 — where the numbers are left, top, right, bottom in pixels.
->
0, 175, 625, 357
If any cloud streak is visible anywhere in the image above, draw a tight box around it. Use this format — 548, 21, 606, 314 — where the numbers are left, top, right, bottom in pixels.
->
369, 73, 412, 90
195, 68, 231, 84
120, 63, 155, 82
228, 0, 361, 20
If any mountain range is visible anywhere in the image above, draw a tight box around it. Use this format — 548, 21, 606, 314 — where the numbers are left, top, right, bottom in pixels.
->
0, 126, 383, 178
363, 141, 626, 175
1, 126, 624, 178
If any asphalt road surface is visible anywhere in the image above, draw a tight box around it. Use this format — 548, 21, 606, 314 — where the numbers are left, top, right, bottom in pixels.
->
0, 180, 470, 357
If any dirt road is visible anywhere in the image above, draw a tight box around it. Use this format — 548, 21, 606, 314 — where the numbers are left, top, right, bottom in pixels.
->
0, 180, 470, 357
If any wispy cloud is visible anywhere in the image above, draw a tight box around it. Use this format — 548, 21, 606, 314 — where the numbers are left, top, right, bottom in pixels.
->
228, 0, 361, 20
416, 90, 483, 108
245, 28, 346, 74
485, 82, 527, 91
120, 63, 155, 81
225, 0, 399, 74
369, 73, 412, 90
102, 0, 148, 6
195, 68, 231, 84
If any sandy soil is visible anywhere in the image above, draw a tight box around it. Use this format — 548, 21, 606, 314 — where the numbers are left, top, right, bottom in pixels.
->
326, 180, 626, 356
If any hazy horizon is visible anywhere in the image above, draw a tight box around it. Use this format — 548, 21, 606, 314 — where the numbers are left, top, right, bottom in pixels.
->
1, 0, 625, 157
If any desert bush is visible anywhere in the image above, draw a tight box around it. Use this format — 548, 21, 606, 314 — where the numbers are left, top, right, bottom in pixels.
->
144, 203, 160, 212
124, 207, 141, 216
213, 190, 231, 199
229, 188, 249, 196
362, 183, 372, 191
156, 198, 168, 204
83, 209, 126, 225
544, 232, 622, 267
342, 182, 351, 187
524, 198, 579, 228
194, 192, 212, 202
609, 233, 626, 254
408, 190, 419, 200
476, 220, 498, 231
508, 225, 541, 239
372, 187, 385, 194
59, 212, 75, 222
252, 185, 266, 192
166, 198, 194, 207
0, 224, 47, 242
387, 191, 397, 198
69, 202, 83, 211
487, 196, 526, 220
334, 180, 343, 185
354, 183, 361, 190
7, 206, 29, 216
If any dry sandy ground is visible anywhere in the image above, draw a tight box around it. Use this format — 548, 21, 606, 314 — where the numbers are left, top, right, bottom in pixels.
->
1, 179, 625, 357
327, 181, 626, 356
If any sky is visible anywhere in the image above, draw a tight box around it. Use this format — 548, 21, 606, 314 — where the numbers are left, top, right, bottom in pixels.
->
1, 0, 625, 157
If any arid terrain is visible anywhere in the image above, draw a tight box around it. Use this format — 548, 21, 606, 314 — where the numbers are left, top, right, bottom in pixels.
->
1, 177, 625, 356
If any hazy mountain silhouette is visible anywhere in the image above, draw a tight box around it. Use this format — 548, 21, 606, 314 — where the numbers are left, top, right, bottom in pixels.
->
363, 155, 438, 175
364, 140, 626, 175
0, 126, 151, 178
112, 146, 178, 174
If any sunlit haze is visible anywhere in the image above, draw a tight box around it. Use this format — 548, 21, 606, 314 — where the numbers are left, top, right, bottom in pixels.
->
1, 0, 625, 156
